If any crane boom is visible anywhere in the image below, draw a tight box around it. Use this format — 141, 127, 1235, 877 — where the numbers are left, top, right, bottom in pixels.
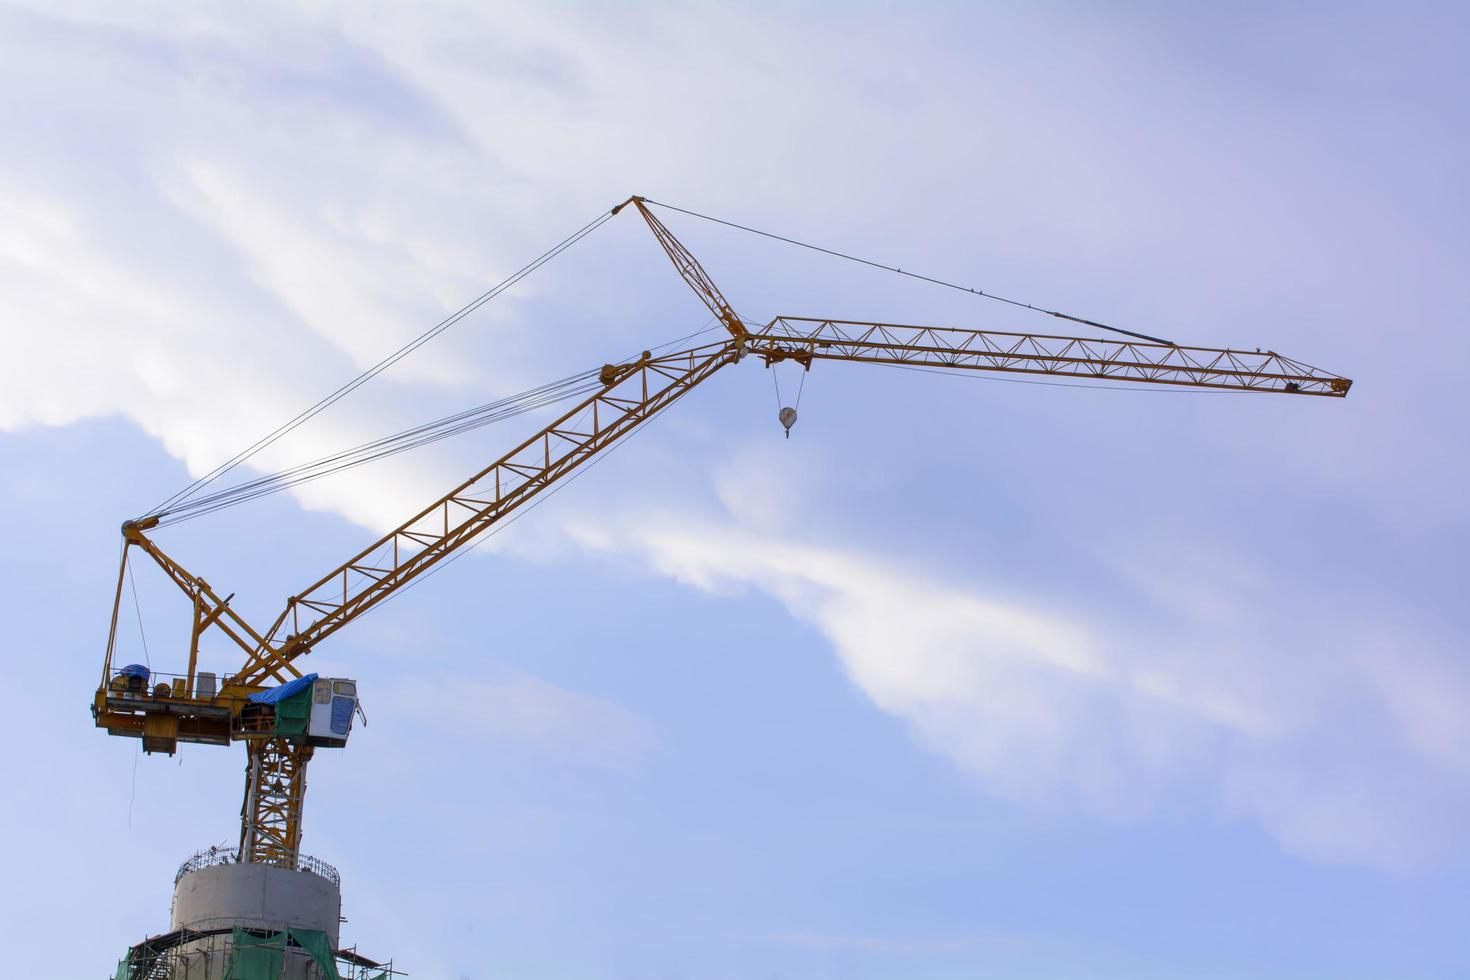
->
110, 314, 1348, 701
93, 194, 1353, 872
246, 342, 739, 682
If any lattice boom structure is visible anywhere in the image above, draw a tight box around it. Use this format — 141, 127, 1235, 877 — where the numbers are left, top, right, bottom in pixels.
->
754, 317, 1352, 396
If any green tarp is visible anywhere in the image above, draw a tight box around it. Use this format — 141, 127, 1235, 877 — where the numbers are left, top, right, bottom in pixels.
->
290, 927, 341, 980
224, 926, 340, 980
274, 684, 312, 736
112, 951, 131, 980
224, 928, 284, 979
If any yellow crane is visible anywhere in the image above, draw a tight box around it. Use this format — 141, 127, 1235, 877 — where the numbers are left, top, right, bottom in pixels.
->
94, 195, 1352, 870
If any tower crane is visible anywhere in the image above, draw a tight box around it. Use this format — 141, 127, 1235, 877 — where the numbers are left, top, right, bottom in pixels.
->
94, 195, 1352, 871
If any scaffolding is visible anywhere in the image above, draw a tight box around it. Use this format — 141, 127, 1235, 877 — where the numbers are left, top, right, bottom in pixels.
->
112, 926, 400, 980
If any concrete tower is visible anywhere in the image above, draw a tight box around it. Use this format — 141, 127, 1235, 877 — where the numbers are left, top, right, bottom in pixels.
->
111, 847, 395, 978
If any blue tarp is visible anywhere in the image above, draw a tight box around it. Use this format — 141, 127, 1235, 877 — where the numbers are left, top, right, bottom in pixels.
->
247, 673, 318, 704
119, 663, 150, 681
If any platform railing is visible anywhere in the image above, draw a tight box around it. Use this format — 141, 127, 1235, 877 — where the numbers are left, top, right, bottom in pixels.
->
174, 844, 341, 887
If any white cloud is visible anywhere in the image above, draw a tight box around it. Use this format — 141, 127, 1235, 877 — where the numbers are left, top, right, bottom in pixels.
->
0, 2, 586, 526
563, 472, 1470, 871
166, 160, 473, 385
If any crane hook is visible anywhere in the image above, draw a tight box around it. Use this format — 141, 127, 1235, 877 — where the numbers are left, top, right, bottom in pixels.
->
778, 406, 798, 438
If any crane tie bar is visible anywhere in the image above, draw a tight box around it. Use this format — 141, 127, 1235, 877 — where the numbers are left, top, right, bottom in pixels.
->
641, 197, 1176, 346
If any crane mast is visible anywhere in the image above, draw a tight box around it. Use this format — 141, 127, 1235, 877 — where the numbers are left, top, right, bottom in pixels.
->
94, 196, 1352, 870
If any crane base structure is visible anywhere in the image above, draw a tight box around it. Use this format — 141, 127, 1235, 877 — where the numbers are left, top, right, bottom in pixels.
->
110, 847, 398, 978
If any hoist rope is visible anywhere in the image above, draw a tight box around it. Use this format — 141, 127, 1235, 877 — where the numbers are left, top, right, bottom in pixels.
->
154, 319, 728, 525
128, 743, 139, 829
154, 371, 602, 525
769, 359, 808, 413
147, 206, 619, 521
642, 198, 1176, 347
126, 560, 151, 670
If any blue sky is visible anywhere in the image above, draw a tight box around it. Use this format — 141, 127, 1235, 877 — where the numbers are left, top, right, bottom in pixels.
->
2, 2, 1468, 977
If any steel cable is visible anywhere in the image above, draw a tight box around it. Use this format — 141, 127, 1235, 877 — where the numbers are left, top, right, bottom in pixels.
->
147, 206, 618, 520
643, 197, 1176, 346
156, 374, 601, 525
156, 320, 731, 525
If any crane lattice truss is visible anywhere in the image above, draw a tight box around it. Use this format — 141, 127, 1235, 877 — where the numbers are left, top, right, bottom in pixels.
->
757, 317, 1349, 395
94, 195, 1351, 869
240, 739, 313, 866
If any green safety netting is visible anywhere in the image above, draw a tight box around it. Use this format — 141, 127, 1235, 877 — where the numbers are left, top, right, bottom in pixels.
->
290, 927, 342, 980
223, 926, 341, 980
224, 928, 284, 979
112, 951, 131, 980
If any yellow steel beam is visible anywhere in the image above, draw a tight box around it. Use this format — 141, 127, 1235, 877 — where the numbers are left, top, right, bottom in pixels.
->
750, 317, 1352, 396
237, 341, 741, 684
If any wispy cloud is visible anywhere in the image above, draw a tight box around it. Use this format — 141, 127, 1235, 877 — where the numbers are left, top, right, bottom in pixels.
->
561, 457, 1470, 872
384, 668, 657, 773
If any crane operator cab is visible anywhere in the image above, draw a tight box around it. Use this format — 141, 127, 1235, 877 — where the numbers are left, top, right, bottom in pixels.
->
307, 676, 358, 747
237, 673, 359, 748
